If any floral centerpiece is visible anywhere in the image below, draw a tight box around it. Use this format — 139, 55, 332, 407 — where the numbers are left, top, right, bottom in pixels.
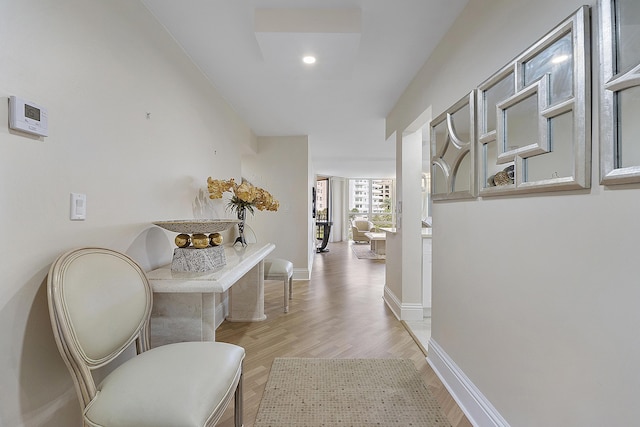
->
207, 177, 279, 245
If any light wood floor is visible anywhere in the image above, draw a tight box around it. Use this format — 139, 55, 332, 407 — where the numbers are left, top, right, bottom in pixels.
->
216, 241, 472, 427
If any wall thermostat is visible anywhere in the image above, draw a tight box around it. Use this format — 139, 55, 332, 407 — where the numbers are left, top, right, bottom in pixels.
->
9, 96, 49, 137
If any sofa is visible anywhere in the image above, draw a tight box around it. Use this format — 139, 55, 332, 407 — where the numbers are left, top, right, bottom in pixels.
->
351, 219, 376, 243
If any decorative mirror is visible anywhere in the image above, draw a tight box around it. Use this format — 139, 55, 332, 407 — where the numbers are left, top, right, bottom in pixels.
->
477, 6, 590, 195
421, 122, 432, 221
430, 92, 476, 201
600, 0, 640, 185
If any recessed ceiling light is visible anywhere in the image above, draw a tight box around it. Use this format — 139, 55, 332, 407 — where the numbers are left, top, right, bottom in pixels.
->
303, 56, 316, 64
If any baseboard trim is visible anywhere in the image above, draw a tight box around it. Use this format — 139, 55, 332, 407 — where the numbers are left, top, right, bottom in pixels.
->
427, 339, 510, 427
293, 267, 310, 281
383, 285, 401, 319
19, 387, 78, 427
383, 287, 423, 321
400, 303, 423, 321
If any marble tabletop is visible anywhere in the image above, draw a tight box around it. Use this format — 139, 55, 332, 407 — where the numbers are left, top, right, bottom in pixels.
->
146, 242, 275, 293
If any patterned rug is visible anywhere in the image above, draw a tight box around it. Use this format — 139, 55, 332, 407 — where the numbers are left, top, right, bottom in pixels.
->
350, 243, 385, 260
254, 358, 452, 427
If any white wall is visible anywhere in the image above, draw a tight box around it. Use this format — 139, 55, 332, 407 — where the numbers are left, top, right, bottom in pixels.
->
0, 1, 252, 425
383, 129, 423, 320
328, 177, 346, 242
242, 136, 314, 279
400, 130, 423, 312
387, 0, 640, 425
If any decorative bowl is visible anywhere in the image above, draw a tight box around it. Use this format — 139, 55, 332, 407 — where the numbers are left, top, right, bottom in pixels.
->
153, 219, 241, 234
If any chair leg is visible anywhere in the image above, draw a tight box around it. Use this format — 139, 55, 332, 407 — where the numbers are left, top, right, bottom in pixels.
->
235, 369, 243, 427
284, 278, 289, 313
289, 276, 293, 300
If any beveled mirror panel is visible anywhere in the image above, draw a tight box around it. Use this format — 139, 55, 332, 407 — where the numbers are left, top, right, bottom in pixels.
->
524, 32, 574, 104
618, 86, 640, 168
431, 92, 476, 201
525, 111, 574, 182
454, 152, 473, 193
600, 0, 640, 184
615, 0, 640, 73
483, 140, 515, 189
433, 166, 448, 195
501, 91, 541, 156
483, 72, 515, 135
478, 6, 590, 195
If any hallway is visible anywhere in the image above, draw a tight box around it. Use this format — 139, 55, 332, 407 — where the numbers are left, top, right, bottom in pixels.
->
216, 240, 471, 426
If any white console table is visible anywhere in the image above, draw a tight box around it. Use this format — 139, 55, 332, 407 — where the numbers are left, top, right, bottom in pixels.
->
146, 242, 275, 346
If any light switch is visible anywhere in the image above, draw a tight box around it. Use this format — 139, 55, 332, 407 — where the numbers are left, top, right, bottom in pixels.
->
70, 193, 87, 220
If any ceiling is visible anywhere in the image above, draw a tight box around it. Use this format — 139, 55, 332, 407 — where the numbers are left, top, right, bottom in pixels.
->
141, 0, 468, 178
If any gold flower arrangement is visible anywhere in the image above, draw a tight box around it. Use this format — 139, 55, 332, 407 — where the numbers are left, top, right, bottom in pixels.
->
207, 177, 279, 215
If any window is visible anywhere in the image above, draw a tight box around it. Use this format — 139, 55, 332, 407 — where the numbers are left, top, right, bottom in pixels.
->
316, 178, 329, 221
347, 179, 394, 235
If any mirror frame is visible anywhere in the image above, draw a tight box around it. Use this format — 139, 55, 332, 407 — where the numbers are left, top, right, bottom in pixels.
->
477, 6, 591, 196
430, 91, 476, 201
599, 0, 640, 185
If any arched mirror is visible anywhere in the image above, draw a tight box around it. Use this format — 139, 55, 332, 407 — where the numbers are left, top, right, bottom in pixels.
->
430, 91, 476, 201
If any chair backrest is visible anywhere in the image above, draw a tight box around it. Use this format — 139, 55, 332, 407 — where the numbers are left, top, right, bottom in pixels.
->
47, 247, 152, 406
352, 219, 373, 231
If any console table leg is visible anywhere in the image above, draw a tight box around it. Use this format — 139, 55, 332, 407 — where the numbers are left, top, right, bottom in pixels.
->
227, 261, 267, 322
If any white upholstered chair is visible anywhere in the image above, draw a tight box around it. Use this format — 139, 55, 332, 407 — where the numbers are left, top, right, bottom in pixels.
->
351, 219, 375, 243
238, 225, 293, 313
47, 247, 244, 427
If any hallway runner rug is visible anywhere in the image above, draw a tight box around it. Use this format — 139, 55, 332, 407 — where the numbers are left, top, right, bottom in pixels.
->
254, 358, 452, 427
